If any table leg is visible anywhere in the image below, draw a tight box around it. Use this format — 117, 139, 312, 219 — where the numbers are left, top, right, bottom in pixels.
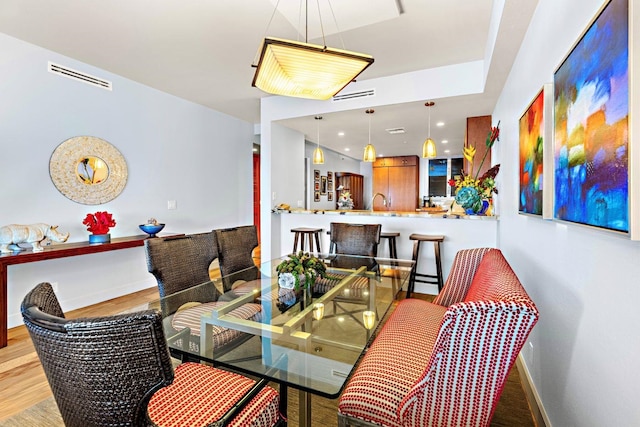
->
0, 263, 7, 348
298, 389, 312, 427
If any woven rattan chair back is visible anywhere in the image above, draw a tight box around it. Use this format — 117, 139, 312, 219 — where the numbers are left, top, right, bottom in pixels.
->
215, 225, 260, 291
21, 282, 173, 427
145, 232, 220, 315
330, 223, 381, 256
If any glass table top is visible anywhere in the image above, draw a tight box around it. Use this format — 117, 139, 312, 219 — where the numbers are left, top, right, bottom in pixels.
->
155, 254, 414, 398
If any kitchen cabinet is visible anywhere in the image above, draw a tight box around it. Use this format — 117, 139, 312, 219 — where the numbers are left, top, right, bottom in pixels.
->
465, 115, 492, 178
372, 156, 419, 211
335, 172, 364, 210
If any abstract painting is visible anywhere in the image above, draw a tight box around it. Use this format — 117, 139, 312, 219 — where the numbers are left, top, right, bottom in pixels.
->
554, 0, 628, 232
519, 88, 545, 215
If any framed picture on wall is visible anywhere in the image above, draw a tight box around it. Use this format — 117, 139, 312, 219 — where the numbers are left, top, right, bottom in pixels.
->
519, 84, 554, 219
321, 176, 327, 195
328, 192, 333, 201
314, 170, 320, 181
553, 0, 628, 232
328, 181, 333, 192
327, 171, 333, 181
314, 191, 320, 202
314, 181, 320, 191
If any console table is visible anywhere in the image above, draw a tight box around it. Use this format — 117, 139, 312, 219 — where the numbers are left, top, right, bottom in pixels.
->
0, 235, 152, 348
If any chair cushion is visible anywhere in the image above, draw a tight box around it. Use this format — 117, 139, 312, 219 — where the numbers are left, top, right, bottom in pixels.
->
314, 274, 370, 297
148, 362, 280, 427
338, 299, 446, 427
171, 302, 262, 349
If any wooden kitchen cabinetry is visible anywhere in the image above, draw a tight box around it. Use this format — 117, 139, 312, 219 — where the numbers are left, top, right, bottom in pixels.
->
372, 156, 419, 211
465, 115, 492, 178
335, 172, 364, 210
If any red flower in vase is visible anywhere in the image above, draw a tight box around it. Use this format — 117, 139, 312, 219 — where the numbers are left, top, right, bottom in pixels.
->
83, 211, 116, 235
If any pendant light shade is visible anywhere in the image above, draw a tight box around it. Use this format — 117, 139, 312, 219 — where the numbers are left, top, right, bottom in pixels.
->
422, 101, 437, 158
313, 116, 325, 164
363, 109, 376, 162
423, 138, 437, 158
252, 37, 374, 100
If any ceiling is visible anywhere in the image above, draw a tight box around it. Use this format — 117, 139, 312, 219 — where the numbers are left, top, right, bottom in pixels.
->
0, 0, 538, 159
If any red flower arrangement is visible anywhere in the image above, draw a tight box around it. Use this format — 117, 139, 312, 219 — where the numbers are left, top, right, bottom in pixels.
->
82, 211, 116, 235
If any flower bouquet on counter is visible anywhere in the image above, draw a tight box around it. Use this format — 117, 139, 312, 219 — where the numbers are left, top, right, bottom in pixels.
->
276, 251, 327, 291
337, 190, 354, 210
449, 121, 501, 214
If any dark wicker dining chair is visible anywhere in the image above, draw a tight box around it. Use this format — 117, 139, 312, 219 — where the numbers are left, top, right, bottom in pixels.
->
215, 225, 262, 293
21, 282, 282, 427
144, 232, 262, 355
329, 222, 382, 256
313, 223, 382, 321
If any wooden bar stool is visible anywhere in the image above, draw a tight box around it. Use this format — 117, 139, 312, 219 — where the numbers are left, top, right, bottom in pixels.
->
407, 234, 445, 298
380, 232, 400, 259
291, 227, 323, 254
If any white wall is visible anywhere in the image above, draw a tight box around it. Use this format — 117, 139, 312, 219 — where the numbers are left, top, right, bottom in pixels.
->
493, 0, 640, 425
0, 34, 255, 327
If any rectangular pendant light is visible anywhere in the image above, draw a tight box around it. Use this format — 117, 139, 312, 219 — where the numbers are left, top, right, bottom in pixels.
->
252, 37, 374, 100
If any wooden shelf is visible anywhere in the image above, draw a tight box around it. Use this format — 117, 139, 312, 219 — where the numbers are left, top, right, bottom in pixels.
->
0, 234, 155, 348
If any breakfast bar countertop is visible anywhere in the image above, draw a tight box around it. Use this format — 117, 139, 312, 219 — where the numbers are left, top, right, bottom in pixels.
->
272, 208, 498, 220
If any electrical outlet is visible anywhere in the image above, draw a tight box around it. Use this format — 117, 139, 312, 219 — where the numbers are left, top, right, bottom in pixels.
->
51, 282, 59, 292
297, 200, 303, 207
272, 192, 276, 201
167, 200, 177, 210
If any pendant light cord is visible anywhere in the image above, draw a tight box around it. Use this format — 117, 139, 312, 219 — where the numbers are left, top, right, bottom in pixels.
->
253, 0, 282, 66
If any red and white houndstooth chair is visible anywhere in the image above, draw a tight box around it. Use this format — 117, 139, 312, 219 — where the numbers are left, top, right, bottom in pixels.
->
338, 248, 539, 427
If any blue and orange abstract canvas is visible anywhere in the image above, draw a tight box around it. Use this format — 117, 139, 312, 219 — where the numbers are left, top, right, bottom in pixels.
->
520, 89, 545, 215
554, 0, 628, 232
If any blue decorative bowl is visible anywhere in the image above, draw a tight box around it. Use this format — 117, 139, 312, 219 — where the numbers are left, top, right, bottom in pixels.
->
139, 223, 165, 237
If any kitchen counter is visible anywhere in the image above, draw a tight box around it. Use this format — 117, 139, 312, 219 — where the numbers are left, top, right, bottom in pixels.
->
272, 208, 498, 220
273, 209, 498, 295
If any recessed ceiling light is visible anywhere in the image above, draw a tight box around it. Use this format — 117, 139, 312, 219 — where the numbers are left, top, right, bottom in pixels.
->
444, 149, 450, 153
442, 140, 448, 144
436, 121, 445, 127
344, 147, 350, 151
338, 131, 345, 136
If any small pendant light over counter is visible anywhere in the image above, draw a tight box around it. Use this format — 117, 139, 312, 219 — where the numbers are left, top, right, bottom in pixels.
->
313, 116, 325, 164
422, 101, 437, 158
363, 109, 376, 162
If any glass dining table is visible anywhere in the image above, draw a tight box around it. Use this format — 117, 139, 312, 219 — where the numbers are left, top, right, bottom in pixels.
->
153, 253, 414, 427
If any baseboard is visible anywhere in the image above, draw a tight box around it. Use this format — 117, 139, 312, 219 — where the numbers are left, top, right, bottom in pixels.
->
516, 354, 551, 427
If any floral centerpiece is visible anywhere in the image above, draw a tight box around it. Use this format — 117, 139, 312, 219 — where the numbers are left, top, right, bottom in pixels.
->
276, 251, 327, 291
83, 211, 116, 242
337, 190, 354, 210
449, 121, 501, 214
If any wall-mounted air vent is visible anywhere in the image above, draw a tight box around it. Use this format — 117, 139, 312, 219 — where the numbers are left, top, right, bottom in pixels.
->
386, 127, 406, 134
48, 62, 112, 91
332, 88, 375, 102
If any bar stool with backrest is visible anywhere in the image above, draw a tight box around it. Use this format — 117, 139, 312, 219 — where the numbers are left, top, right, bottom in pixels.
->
21, 282, 283, 427
407, 234, 445, 298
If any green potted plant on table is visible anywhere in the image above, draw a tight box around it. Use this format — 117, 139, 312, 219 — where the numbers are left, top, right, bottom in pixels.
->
276, 251, 327, 291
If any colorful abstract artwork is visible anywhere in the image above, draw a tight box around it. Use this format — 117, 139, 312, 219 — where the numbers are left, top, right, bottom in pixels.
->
520, 89, 545, 215
554, 0, 628, 232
